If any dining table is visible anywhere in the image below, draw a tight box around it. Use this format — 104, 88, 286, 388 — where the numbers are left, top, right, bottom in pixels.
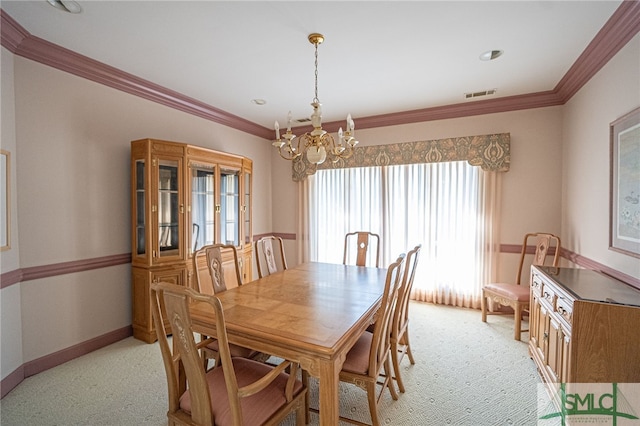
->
188, 261, 388, 426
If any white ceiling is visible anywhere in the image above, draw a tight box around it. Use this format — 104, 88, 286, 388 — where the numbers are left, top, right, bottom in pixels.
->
1, 1, 623, 130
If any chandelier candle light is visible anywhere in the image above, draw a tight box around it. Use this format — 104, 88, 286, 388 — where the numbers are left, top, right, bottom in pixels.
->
273, 33, 358, 165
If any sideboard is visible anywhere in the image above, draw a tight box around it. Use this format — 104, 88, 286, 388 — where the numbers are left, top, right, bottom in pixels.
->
529, 266, 640, 391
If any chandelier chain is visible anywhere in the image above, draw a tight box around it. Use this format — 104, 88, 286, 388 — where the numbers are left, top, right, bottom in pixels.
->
313, 41, 319, 103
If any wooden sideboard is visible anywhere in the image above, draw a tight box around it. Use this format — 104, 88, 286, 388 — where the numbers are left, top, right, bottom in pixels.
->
529, 266, 640, 390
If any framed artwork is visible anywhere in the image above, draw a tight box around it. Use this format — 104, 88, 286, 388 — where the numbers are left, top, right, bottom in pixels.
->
1, 150, 9, 251
609, 107, 640, 258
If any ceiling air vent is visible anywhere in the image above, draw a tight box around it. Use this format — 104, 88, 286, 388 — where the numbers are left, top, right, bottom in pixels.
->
464, 89, 497, 99
296, 117, 311, 123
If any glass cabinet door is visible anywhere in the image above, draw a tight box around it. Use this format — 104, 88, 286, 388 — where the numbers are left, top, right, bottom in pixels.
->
219, 168, 240, 246
244, 169, 251, 246
156, 159, 181, 259
190, 163, 215, 253
134, 160, 146, 258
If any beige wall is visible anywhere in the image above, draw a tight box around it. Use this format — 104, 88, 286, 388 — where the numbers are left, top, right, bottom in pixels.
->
562, 33, 640, 280
1, 47, 23, 381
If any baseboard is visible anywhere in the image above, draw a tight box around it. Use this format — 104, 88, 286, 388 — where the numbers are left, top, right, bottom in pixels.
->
1, 326, 132, 399
0, 365, 24, 399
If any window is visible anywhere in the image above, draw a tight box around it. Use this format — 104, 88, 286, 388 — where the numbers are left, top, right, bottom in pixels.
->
302, 161, 500, 308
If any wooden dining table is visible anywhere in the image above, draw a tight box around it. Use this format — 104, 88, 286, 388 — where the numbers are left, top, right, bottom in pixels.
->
188, 261, 388, 426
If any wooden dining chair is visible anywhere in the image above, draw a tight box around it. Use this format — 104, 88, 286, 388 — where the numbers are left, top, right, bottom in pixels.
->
481, 232, 561, 340
192, 244, 268, 367
193, 243, 243, 295
390, 244, 422, 394
150, 282, 307, 426
338, 253, 405, 426
343, 231, 381, 267
255, 236, 288, 278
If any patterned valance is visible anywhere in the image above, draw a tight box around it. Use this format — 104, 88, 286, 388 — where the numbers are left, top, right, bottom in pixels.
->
292, 133, 510, 181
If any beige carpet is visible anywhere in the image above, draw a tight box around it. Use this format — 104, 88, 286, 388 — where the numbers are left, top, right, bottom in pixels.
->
1, 302, 547, 425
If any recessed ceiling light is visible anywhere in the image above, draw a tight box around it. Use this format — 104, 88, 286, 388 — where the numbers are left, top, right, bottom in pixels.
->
479, 50, 503, 61
46, 0, 82, 14
252, 99, 267, 106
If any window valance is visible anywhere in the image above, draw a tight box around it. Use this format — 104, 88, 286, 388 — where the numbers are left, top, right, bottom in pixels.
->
291, 133, 510, 181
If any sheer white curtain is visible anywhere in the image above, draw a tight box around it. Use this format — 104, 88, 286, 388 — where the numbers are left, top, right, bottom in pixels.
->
298, 161, 501, 308
301, 166, 383, 265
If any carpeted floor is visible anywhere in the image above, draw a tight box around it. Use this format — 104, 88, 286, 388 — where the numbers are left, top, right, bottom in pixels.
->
1, 302, 548, 425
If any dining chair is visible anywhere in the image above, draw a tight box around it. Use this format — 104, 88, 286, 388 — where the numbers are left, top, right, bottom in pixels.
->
337, 253, 405, 426
390, 244, 422, 394
481, 232, 561, 340
255, 236, 288, 278
192, 243, 268, 367
343, 231, 381, 267
150, 282, 307, 426
193, 243, 243, 295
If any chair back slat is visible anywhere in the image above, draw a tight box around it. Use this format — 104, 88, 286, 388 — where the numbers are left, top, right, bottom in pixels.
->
515, 233, 561, 284
193, 244, 243, 294
343, 231, 381, 267
255, 236, 288, 278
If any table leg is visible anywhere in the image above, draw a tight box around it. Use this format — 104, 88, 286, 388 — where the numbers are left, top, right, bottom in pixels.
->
317, 357, 340, 425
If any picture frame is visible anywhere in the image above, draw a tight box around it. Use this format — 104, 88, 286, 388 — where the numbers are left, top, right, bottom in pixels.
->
609, 107, 640, 258
1, 150, 9, 251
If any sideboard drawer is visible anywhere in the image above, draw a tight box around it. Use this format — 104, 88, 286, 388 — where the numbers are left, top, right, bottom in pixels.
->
531, 274, 543, 296
541, 284, 556, 307
555, 296, 573, 324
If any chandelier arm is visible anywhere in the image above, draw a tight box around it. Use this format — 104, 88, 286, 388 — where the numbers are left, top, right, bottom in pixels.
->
278, 149, 299, 161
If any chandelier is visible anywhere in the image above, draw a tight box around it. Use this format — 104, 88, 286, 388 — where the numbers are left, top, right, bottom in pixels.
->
272, 33, 358, 165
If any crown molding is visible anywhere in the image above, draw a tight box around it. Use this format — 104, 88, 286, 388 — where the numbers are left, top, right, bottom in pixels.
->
0, 8, 28, 51
554, 0, 640, 103
2, 3, 638, 138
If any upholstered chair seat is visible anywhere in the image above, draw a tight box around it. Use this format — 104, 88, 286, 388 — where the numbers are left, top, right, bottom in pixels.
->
179, 357, 305, 426
482, 282, 530, 301
341, 331, 374, 375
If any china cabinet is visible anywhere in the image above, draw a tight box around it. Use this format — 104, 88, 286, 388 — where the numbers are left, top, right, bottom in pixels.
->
529, 266, 640, 394
131, 138, 253, 343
